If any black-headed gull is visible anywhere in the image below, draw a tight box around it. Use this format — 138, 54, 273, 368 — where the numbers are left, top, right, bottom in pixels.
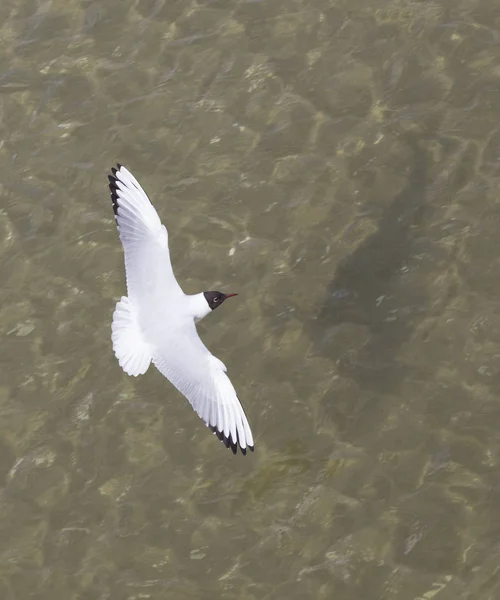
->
108, 165, 254, 455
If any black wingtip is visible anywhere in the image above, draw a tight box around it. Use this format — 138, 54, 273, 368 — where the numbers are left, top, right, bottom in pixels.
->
108, 165, 125, 217
108, 169, 119, 217
209, 425, 252, 455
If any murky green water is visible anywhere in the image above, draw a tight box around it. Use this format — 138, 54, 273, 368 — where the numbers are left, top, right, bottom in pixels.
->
1, 0, 500, 598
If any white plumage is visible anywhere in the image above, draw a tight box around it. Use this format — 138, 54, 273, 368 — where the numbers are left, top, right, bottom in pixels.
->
108, 164, 254, 455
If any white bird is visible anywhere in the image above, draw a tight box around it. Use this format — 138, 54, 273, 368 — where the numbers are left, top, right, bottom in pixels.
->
108, 164, 254, 455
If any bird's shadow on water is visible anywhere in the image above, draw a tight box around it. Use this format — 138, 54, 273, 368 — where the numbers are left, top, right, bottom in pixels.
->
306, 131, 474, 435
310, 133, 428, 386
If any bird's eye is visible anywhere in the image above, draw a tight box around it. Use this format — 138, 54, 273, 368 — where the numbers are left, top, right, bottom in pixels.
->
214, 296, 220, 303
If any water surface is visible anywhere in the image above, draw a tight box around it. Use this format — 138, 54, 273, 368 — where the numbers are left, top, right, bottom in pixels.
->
1, 0, 500, 598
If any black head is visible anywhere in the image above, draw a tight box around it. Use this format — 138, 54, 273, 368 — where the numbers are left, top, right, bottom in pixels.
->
203, 291, 238, 311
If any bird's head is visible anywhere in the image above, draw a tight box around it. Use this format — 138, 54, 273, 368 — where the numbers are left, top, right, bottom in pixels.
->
203, 291, 238, 311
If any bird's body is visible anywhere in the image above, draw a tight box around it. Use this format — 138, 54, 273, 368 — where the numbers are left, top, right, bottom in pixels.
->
108, 165, 254, 455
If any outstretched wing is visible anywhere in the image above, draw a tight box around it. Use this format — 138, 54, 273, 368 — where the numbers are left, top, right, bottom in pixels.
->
108, 164, 183, 306
152, 321, 254, 455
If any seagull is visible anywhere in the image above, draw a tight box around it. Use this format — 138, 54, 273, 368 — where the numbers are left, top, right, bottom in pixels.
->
108, 164, 254, 455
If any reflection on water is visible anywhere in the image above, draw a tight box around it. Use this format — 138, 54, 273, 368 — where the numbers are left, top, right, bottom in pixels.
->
1, 0, 500, 598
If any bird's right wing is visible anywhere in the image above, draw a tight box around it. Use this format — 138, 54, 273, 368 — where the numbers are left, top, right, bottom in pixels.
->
152, 321, 254, 455
108, 165, 183, 305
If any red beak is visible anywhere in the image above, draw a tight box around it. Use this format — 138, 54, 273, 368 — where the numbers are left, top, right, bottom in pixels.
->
225, 293, 238, 299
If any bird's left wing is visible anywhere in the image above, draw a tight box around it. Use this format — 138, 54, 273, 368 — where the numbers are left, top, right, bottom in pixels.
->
152, 321, 254, 455
108, 164, 183, 305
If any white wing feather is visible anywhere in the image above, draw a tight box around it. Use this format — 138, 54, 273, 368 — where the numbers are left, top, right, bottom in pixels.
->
108, 165, 254, 454
109, 165, 183, 307
152, 321, 254, 454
